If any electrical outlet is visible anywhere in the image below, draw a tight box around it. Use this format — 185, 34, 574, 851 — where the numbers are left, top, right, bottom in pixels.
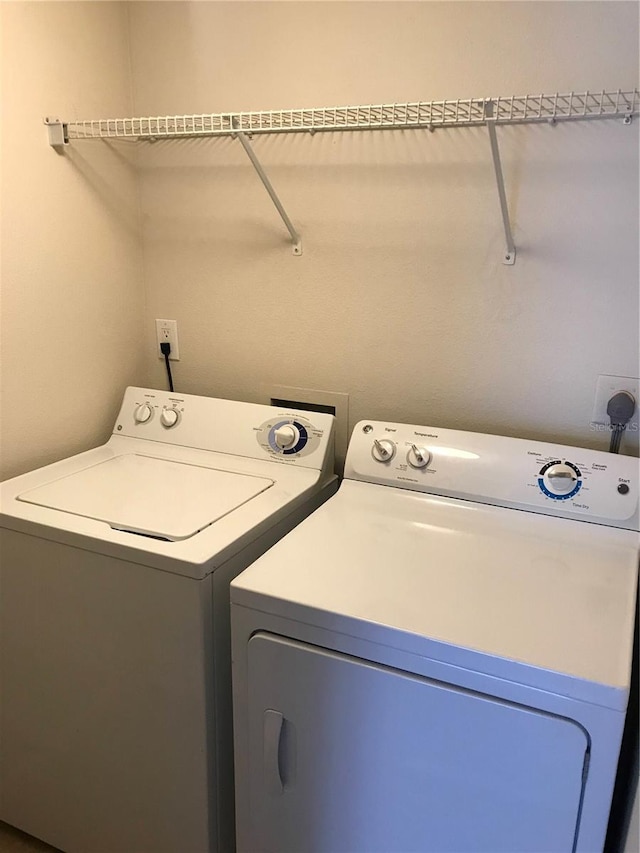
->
155, 319, 180, 361
591, 374, 639, 429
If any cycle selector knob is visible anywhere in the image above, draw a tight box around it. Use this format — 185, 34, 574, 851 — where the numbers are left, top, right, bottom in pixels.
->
265, 419, 310, 455
407, 444, 431, 469
538, 460, 582, 500
545, 463, 578, 493
134, 403, 153, 424
372, 439, 396, 462
274, 424, 300, 449
160, 407, 180, 428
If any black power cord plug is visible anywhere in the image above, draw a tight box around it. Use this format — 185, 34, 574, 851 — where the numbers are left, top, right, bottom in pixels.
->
607, 390, 636, 453
160, 341, 174, 393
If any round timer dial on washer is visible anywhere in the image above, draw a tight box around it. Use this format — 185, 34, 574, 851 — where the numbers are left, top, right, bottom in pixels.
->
538, 460, 582, 500
257, 415, 322, 458
274, 424, 300, 449
267, 420, 309, 455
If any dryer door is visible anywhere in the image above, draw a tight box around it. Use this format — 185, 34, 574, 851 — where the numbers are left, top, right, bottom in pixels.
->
245, 632, 588, 853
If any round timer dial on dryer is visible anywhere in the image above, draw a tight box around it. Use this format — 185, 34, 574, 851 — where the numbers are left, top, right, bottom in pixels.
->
134, 403, 153, 424
160, 407, 180, 429
406, 444, 431, 469
538, 461, 582, 500
372, 439, 396, 463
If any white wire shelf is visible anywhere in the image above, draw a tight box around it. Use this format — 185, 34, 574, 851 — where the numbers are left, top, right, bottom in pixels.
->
48, 89, 638, 143
44, 87, 638, 263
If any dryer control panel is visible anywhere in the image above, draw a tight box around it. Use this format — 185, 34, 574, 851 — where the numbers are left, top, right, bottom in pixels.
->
345, 420, 639, 530
114, 387, 335, 472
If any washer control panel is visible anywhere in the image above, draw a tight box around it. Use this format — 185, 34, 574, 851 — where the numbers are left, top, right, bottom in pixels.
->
113, 387, 335, 471
346, 420, 638, 530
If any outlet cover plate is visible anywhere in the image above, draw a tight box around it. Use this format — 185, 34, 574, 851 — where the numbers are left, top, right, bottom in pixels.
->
155, 319, 180, 361
591, 374, 639, 429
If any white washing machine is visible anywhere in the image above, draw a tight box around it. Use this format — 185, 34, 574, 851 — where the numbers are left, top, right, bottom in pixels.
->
231, 420, 639, 853
0, 386, 336, 853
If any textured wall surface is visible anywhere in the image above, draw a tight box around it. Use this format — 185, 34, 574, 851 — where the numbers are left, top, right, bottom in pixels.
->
1, 1, 638, 482
0, 2, 145, 480
130, 1, 639, 462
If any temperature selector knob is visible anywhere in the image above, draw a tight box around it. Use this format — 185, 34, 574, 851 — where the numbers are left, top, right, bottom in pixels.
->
407, 444, 431, 469
538, 461, 582, 500
134, 403, 153, 424
274, 424, 300, 449
160, 407, 180, 429
372, 439, 396, 463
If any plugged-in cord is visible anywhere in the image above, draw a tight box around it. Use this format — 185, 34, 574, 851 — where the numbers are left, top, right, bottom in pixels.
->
607, 391, 636, 453
160, 341, 174, 393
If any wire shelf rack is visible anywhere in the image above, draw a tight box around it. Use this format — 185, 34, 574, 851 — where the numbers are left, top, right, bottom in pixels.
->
53, 89, 639, 143
44, 87, 638, 262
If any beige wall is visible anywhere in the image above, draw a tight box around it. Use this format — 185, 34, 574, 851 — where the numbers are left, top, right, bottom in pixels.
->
130, 1, 639, 466
0, 2, 145, 480
1, 1, 638, 482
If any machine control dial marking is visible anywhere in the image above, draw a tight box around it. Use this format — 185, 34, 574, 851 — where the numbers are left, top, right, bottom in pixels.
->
538, 460, 582, 500
406, 444, 431, 469
266, 420, 309, 455
134, 403, 153, 424
160, 407, 180, 429
372, 439, 396, 463
274, 423, 300, 449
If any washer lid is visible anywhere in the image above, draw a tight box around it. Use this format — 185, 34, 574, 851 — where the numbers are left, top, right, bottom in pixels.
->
17, 454, 274, 541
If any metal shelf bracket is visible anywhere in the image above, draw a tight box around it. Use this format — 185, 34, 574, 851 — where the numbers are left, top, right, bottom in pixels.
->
233, 122, 302, 256
485, 101, 516, 265
44, 117, 68, 153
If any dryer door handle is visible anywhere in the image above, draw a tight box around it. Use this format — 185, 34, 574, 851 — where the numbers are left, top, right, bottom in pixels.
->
263, 709, 284, 795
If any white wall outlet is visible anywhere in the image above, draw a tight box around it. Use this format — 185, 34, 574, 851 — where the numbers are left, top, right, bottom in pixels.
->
155, 319, 180, 361
591, 374, 639, 429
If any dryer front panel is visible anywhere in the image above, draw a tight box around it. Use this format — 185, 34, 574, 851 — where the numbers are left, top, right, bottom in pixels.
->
244, 632, 588, 853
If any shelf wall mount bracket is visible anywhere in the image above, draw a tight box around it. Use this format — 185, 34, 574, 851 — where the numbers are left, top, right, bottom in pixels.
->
485, 100, 516, 266
233, 121, 302, 256
44, 117, 68, 153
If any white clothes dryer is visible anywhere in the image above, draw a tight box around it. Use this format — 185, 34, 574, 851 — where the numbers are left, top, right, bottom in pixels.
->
231, 420, 639, 853
0, 386, 336, 853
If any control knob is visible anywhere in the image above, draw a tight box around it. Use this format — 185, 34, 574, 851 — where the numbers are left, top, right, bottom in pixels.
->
160, 407, 180, 428
134, 403, 153, 424
274, 424, 300, 449
372, 439, 396, 462
407, 444, 431, 469
544, 463, 579, 494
